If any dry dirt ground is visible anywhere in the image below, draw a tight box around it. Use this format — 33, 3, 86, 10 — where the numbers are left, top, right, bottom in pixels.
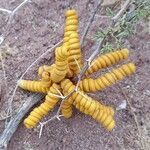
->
0, 0, 150, 150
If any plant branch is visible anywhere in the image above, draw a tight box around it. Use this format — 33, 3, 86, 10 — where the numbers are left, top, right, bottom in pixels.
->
0, 52, 8, 100
0, 8, 12, 14
38, 115, 63, 138
80, 0, 104, 45
0, 0, 31, 120
117, 84, 145, 150
112, 0, 131, 25
0, 93, 44, 149
7, 40, 62, 116
0, 0, 30, 46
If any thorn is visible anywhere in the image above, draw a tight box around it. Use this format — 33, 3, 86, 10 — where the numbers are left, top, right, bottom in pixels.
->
56, 116, 61, 121
0, 8, 12, 14
74, 57, 81, 71
56, 115, 63, 121
54, 87, 64, 98
75, 87, 78, 92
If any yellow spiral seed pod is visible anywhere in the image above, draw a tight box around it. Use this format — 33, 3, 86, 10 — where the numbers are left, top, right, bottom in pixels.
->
75, 101, 115, 131
51, 46, 69, 83
80, 63, 136, 92
86, 49, 129, 75
61, 79, 115, 130
18, 80, 52, 93
72, 91, 114, 116
24, 83, 61, 128
68, 32, 82, 74
63, 9, 78, 46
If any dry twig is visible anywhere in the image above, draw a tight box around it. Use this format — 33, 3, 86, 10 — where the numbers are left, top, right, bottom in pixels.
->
7, 40, 62, 116
0, 52, 8, 99
112, 0, 131, 23
0, 8, 12, 14
117, 84, 145, 150
0, 93, 44, 149
80, 0, 104, 45
0, 0, 30, 121
0, 0, 29, 45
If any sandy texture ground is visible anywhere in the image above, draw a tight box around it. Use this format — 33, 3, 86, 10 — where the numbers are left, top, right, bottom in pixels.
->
0, 0, 150, 150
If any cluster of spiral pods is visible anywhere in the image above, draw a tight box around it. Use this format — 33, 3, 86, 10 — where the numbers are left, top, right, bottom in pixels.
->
61, 79, 115, 131
18, 9, 136, 132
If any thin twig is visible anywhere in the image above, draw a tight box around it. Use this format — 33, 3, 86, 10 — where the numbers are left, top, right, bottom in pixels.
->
74, 57, 81, 72
112, 0, 131, 23
117, 84, 145, 150
0, 0, 30, 119
38, 87, 65, 137
12, 0, 29, 15
80, 0, 104, 45
0, 0, 29, 46
55, 99, 65, 118
0, 36, 4, 45
39, 115, 63, 138
0, 93, 44, 149
0, 8, 12, 14
7, 40, 62, 116
54, 86, 64, 98
0, 52, 8, 98
46, 92, 63, 99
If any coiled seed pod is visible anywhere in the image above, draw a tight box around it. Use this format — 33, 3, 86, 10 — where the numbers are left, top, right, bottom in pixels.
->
68, 32, 82, 74
24, 83, 61, 128
72, 91, 114, 116
75, 100, 115, 131
51, 46, 69, 83
86, 49, 129, 75
64, 9, 78, 46
61, 79, 115, 130
80, 63, 136, 92
18, 80, 52, 93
